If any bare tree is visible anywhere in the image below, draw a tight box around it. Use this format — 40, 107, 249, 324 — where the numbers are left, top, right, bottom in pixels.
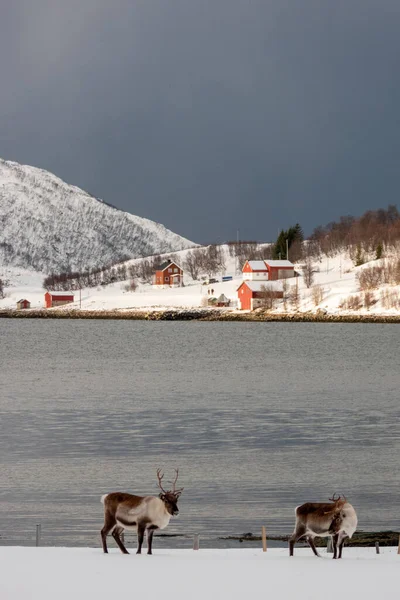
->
311, 284, 324, 306
282, 277, 289, 311
124, 279, 138, 292
302, 258, 316, 288
0, 278, 4, 299
184, 250, 201, 280
138, 259, 153, 283
289, 279, 301, 310
259, 284, 279, 311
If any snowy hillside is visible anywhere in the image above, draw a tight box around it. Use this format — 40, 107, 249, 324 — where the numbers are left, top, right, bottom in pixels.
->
1, 244, 400, 315
0, 158, 195, 272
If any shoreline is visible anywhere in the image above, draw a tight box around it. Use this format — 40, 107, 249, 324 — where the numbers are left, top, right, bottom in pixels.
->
1, 308, 400, 323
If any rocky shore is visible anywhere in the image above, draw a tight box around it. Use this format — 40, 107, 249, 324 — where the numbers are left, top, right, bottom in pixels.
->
1, 307, 400, 323
220, 530, 400, 547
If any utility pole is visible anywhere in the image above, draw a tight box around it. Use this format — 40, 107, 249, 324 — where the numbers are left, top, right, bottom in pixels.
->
79, 286, 82, 309
286, 238, 289, 261
236, 228, 240, 275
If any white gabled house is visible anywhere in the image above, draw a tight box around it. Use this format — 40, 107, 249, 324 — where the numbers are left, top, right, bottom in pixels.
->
242, 260, 269, 281
242, 259, 295, 281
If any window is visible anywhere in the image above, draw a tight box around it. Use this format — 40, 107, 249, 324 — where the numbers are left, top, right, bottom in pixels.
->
174, 268, 178, 273
168, 268, 172, 273
165, 277, 169, 281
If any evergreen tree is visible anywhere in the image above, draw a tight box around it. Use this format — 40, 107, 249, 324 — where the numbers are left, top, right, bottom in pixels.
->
354, 243, 365, 266
375, 242, 383, 260
272, 223, 304, 260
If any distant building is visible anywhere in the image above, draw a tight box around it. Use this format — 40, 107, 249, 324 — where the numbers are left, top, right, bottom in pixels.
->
16, 299, 31, 310
242, 260, 294, 281
237, 281, 283, 310
242, 260, 269, 281
216, 294, 230, 307
45, 291, 74, 308
154, 260, 183, 287
264, 260, 295, 280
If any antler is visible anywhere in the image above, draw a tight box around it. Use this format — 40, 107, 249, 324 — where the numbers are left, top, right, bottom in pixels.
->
156, 468, 167, 493
329, 493, 347, 504
171, 468, 184, 495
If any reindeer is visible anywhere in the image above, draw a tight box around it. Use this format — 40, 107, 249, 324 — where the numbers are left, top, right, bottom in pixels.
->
289, 494, 357, 559
100, 468, 183, 555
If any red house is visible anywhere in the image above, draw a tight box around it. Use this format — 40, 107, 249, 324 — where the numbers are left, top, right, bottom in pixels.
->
45, 291, 74, 308
237, 281, 283, 310
264, 260, 295, 280
242, 260, 269, 281
154, 260, 183, 287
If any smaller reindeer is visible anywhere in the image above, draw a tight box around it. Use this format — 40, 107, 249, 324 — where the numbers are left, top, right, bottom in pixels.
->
101, 468, 183, 555
289, 494, 357, 559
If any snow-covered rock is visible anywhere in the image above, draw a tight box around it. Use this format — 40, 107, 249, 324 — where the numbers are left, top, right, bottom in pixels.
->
0, 158, 195, 272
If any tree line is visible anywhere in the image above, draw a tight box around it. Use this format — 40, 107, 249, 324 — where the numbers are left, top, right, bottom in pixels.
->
42, 204, 400, 292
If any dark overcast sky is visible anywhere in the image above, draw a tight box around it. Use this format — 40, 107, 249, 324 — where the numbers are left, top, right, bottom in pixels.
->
2, 1, 400, 244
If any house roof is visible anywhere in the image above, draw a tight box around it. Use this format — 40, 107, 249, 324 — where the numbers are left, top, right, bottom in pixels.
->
217, 294, 229, 302
17, 299, 30, 303
47, 291, 74, 297
264, 260, 294, 268
244, 260, 268, 271
237, 281, 283, 292
157, 260, 182, 272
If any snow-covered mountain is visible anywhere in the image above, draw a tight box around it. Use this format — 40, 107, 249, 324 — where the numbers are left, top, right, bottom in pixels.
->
0, 158, 195, 272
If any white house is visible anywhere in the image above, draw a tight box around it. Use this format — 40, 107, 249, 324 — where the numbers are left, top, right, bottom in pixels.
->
242, 260, 269, 281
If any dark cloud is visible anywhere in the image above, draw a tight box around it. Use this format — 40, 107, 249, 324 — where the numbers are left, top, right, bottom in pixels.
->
2, 0, 400, 243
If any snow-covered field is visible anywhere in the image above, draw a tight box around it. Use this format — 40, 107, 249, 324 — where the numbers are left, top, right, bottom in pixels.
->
0, 547, 398, 600
1, 246, 400, 315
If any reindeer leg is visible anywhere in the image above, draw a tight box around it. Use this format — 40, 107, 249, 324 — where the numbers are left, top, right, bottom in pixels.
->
112, 526, 129, 554
101, 512, 116, 554
136, 522, 146, 554
332, 533, 339, 559
289, 525, 307, 556
307, 536, 320, 557
337, 533, 347, 559
146, 525, 158, 555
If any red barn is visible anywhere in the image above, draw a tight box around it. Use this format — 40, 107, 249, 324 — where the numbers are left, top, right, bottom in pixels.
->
154, 260, 183, 287
45, 291, 74, 308
237, 281, 283, 310
16, 299, 31, 310
264, 260, 294, 280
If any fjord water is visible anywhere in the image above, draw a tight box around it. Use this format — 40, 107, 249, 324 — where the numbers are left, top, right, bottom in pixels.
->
0, 320, 399, 547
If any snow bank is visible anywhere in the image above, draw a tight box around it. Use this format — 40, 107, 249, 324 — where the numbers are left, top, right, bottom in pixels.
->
0, 547, 398, 600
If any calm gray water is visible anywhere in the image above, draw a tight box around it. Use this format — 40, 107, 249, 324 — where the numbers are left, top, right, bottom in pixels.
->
0, 320, 399, 548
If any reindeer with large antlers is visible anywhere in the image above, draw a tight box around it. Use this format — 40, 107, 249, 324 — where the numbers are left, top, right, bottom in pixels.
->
100, 468, 183, 555
289, 494, 358, 559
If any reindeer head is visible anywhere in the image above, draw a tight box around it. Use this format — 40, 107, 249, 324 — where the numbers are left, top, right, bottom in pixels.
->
157, 468, 184, 516
329, 493, 347, 509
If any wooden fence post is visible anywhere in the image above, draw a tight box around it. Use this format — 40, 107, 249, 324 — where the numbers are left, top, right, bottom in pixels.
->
326, 537, 333, 553
193, 534, 200, 551
397, 534, 400, 555
261, 526, 267, 552
36, 524, 41, 547
375, 542, 380, 554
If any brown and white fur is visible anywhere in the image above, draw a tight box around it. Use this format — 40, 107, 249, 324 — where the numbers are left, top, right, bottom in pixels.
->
289, 494, 357, 559
101, 469, 183, 555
